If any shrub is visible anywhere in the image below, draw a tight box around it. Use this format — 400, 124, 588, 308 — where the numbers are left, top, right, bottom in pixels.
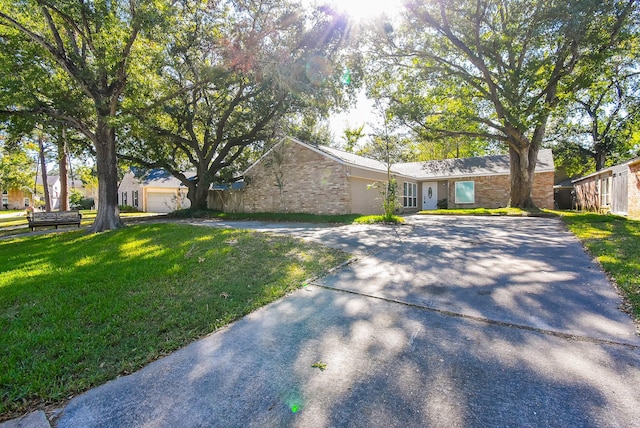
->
73, 198, 94, 210
118, 205, 139, 213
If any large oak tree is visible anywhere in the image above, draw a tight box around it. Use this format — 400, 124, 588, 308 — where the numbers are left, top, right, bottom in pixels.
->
119, 0, 354, 209
0, 0, 167, 231
368, 0, 637, 207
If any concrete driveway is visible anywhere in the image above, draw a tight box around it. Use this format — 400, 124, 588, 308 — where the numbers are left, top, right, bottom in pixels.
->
27, 216, 640, 427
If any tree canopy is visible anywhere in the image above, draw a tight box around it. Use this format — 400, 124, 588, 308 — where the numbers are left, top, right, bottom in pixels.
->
367, 0, 638, 206
0, 0, 169, 230
118, 0, 354, 209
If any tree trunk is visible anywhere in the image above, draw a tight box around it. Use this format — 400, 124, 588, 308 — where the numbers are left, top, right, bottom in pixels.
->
38, 134, 51, 212
188, 179, 210, 210
89, 117, 124, 232
58, 129, 69, 211
594, 150, 606, 171
508, 145, 538, 208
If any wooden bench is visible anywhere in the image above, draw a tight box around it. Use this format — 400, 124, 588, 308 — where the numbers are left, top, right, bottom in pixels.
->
27, 211, 83, 231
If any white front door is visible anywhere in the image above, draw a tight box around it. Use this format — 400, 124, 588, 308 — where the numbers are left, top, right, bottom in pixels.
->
422, 182, 438, 210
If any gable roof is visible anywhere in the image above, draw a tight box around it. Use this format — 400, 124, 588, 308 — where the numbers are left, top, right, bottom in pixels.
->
138, 169, 196, 188
572, 155, 640, 183
36, 175, 84, 188
243, 136, 391, 176
312, 144, 389, 173
392, 149, 554, 180
245, 137, 555, 180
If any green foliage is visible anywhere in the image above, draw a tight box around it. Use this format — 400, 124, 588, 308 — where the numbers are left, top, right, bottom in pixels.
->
0, 0, 172, 231
119, 0, 353, 209
366, 0, 637, 206
546, 139, 595, 179
0, 224, 348, 417
547, 26, 640, 173
167, 209, 363, 224
342, 125, 365, 152
418, 207, 548, 217
382, 178, 400, 221
118, 205, 139, 213
0, 144, 35, 193
353, 214, 404, 224
357, 134, 413, 164
68, 189, 84, 208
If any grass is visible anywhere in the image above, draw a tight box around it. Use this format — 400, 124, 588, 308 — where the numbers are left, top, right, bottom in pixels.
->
168, 209, 402, 224
0, 223, 349, 420
417, 207, 552, 216
558, 212, 640, 321
0, 210, 163, 238
352, 214, 405, 224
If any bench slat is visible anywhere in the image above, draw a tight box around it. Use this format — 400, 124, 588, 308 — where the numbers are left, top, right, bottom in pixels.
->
28, 211, 82, 230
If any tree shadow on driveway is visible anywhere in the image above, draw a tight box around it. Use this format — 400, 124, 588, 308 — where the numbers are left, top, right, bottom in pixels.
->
314, 216, 639, 346
56, 286, 640, 427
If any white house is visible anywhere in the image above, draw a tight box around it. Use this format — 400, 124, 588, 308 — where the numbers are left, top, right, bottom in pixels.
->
118, 168, 193, 213
36, 175, 86, 210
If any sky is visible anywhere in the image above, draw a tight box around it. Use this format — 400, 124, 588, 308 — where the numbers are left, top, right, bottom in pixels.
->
301, 0, 406, 145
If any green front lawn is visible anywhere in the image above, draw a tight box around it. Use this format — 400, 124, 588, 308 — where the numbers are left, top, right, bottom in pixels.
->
418, 207, 551, 216
0, 224, 349, 420
169, 209, 366, 224
559, 212, 640, 321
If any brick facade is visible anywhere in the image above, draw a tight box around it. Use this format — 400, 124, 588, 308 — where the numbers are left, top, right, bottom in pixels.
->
242, 140, 352, 214
574, 176, 600, 212
573, 159, 640, 218
629, 162, 640, 218
447, 171, 554, 209
221, 139, 556, 215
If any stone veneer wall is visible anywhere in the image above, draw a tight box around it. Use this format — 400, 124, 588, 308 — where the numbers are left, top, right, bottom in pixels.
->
447, 171, 554, 209
629, 162, 640, 218
242, 140, 351, 214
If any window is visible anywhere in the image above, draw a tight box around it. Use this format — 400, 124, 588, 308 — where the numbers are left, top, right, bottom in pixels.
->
455, 181, 475, 204
24, 198, 30, 207
132, 191, 139, 208
600, 176, 610, 207
403, 182, 417, 208
122, 191, 128, 206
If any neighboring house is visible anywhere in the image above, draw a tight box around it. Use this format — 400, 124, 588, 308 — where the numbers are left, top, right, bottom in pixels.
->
209, 137, 554, 215
572, 156, 640, 218
118, 168, 193, 213
1, 187, 31, 210
36, 175, 86, 210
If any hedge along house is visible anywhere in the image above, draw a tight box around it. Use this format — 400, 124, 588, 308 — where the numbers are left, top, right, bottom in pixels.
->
572, 156, 640, 218
118, 168, 193, 213
209, 137, 555, 215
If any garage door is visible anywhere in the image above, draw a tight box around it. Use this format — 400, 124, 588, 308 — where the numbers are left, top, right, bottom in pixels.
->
146, 192, 191, 213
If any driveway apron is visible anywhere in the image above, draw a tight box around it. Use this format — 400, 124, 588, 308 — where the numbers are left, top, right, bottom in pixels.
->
53, 216, 640, 428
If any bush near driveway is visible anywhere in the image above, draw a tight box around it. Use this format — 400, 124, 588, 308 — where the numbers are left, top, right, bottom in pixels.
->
0, 224, 349, 420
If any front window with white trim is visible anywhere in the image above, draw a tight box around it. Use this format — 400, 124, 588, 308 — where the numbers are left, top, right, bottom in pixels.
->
455, 181, 475, 204
403, 182, 417, 208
